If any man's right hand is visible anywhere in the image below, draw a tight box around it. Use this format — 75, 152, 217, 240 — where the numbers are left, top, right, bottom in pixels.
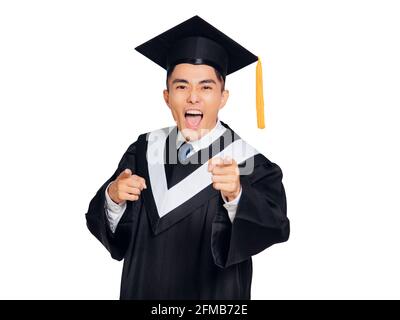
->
108, 169, 147, 204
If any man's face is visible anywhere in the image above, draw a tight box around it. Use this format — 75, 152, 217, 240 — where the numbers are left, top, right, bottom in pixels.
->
163, 63, 229, 141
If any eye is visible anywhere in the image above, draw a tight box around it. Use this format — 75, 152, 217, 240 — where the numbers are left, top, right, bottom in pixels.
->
202, 86, 212, 90
176, 85, 187, 90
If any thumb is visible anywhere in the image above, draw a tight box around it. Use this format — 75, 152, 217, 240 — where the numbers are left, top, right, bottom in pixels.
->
118, 168, 132, 179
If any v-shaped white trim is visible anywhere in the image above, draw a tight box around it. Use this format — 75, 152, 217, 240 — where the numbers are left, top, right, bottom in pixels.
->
147, 127, 259, 218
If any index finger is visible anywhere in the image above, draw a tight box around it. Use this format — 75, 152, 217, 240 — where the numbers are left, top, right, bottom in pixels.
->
131, 175, 147, 189
213, 156, 234, 166
222, 156, 233, 165
208, 157, 223, 171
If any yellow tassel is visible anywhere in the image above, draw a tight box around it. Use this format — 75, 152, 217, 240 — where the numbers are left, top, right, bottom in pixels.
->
256, 57, 265, 129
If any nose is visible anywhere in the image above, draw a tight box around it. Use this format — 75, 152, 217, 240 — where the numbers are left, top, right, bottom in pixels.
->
187, 88, 200, 104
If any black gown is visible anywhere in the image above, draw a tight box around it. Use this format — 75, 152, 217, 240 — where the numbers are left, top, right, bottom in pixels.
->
86, 122, 289, 299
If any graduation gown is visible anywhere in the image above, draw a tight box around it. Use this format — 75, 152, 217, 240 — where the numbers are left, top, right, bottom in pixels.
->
86, 122, 289, 299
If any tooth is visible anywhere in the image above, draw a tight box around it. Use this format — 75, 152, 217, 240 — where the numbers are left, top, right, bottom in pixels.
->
186, 110, 202, 115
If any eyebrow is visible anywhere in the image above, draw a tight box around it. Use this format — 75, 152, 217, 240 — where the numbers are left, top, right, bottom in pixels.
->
171, 78, 217, 85
199, 79, 216, 85
172, 78, 189, 84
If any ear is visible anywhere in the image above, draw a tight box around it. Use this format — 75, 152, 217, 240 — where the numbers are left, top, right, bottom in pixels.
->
163, 89, 170, 108
218, 89, 229, 110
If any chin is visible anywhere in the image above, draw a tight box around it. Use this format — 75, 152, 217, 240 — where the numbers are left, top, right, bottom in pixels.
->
180, 127, 202, 141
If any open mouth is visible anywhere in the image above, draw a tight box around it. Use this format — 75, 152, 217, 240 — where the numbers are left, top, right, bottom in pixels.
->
184, 109, 203, 129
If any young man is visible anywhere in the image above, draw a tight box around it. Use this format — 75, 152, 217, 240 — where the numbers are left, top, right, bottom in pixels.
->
86, 16, 289, 299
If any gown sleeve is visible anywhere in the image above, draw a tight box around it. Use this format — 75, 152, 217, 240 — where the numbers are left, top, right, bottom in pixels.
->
211, 158, 289, 268
85, 141, 142, 261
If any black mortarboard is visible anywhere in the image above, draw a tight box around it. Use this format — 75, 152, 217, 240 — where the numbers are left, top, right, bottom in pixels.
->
135, 15, 265, 129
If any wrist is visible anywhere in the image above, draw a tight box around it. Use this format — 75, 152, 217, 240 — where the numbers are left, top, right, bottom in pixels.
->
108, 181, 121, 204
225, 185, 241, 202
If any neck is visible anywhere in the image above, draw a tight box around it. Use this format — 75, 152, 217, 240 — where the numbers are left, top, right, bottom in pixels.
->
176, 120, 226, 154
180, 120, 219, 142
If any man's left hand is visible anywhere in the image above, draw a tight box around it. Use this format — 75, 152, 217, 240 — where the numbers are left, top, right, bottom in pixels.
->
208, 156, 241, 202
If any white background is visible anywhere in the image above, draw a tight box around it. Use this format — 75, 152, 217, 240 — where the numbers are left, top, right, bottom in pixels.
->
1, 0, 399, 299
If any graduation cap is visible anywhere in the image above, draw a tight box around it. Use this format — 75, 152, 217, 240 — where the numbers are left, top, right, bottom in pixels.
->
135, 15, 265, 129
